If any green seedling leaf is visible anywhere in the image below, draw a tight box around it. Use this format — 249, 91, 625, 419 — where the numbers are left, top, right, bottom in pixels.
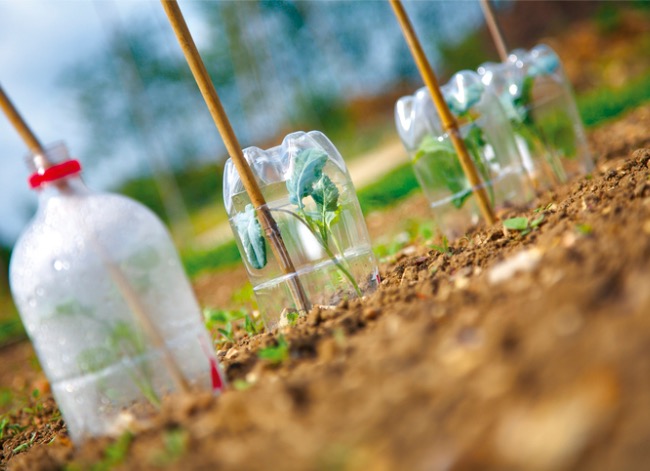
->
217, 322, 234, 342
162, 429, 188, 461
445, 83, 484, 116
103, 432, 133, 467
53, 300, 93, 319
0, 417, 8, 440
286, 148, 329, 208
123, 246, 159, 271
576, 223, 593, 235
414, 135, 471, 209
12, 432, 36, 453
258, 335, 289, 365
244, 314, 262, 336
430, 235, 452, 256
529, 53, 560, 77
530, 214, 545, 228
109, 321, 145, 356
233, 204, 267, 270
232, 379, 252, 391
503, 217, 529, 231
77, 346, 116, 374
311, 174, 339, 212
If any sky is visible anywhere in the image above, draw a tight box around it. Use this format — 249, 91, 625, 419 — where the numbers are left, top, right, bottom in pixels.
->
0, 0, 206, 246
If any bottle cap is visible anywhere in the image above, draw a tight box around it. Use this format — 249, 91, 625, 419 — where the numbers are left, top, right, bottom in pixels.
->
29, 159, 82, 189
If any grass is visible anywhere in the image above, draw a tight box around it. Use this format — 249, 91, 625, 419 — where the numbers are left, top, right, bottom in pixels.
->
578, 71, 650, 127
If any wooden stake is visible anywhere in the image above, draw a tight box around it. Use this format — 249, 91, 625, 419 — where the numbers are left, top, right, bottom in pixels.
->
479, 0, 508, 63
0, 84, 52, 170
160, 0, 311, 313
389, 0, 497, 225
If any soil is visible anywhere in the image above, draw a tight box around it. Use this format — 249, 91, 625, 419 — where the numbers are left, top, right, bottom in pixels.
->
2, 102, 650, 470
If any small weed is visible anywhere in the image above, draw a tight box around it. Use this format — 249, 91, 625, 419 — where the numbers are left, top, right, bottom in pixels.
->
232, 379, 252, 391
576, 223, 594, 235
0, 388, 13, 409
0, 417, 9, 439
203, 307, 245, 327
217, 322, 234, 343
333, 328, 346, 348
503, 214, 545, 236
258, 335, 289, 365
286, 311, 300, 327
534, 202, 555, 213
243, 313, 263, 336
98, 432, 133, 470
149, 428, 188, 465
12, 432, 36, 453
430, 235, 452, 256
230, 283, 256, 306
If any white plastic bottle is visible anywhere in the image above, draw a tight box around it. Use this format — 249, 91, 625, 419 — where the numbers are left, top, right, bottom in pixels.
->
9, 143, 223, 442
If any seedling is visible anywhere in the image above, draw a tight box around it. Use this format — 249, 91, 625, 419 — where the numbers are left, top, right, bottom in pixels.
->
503, 214, 545, 236
413, 105, 495, 210
576, 223, 594, 235
258, 335, 290, 365
232, 379, 253, 391
217, 322, 234, 343
54, 300, 161, 408
430, 235, 452, 256
150, 428, 188, 466
244, 313, 263, 336
234, 148, 362, 297
12, 432, 36, 453
203, 307, 263, 341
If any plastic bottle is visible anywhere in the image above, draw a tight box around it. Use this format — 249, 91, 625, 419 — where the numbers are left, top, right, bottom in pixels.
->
9, 143, 222, 442
223, 131, 379, 329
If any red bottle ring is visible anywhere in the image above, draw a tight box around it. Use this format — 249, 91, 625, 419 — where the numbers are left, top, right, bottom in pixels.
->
29, 160, 82, 189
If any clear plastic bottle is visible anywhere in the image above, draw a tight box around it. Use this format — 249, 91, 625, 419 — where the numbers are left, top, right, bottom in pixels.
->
478, 44, 593, 182
223, 131, 379, 330
9, 143, 223, 443
395, 71, 532, 239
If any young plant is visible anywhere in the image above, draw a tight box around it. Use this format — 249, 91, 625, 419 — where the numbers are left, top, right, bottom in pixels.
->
511, 56, 577, 171
503, 214, 545, 236
54, 300, 160, 408
414, 85, 495, 209
234, 148, 363, 301
257, 335, 289, 365
430, 235, 452, 256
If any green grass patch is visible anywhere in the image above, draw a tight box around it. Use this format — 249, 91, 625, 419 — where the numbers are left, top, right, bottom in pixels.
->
357, 162, 420, 213
578, 71, 650, 128
181, 240, 241, 279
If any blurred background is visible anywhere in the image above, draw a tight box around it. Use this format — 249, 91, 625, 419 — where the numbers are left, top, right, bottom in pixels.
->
0, 0, 649, 346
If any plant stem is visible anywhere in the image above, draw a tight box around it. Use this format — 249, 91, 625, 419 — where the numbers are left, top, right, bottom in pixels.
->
271, 208, 363, 297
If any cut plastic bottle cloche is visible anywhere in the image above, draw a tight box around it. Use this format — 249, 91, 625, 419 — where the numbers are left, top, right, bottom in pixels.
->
9, 142, 223, 443
223, 131, 380, 330
395, 71, 532, 239
478, 44, 593, 182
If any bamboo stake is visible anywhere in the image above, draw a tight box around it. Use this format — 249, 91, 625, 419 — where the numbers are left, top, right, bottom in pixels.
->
389, 0, 497, 224
0, 84, 52, 169
0, 82, 192, 396
479, 0, 508, 63
160, 0, 311, 313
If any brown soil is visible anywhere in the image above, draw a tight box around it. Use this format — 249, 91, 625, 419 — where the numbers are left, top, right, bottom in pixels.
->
2, 103, 650, 470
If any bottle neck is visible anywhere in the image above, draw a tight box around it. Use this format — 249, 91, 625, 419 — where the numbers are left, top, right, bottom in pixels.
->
36, 175, 90, 201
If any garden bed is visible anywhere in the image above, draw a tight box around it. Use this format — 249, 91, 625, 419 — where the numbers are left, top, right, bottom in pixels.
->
2, 104, 650, 470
